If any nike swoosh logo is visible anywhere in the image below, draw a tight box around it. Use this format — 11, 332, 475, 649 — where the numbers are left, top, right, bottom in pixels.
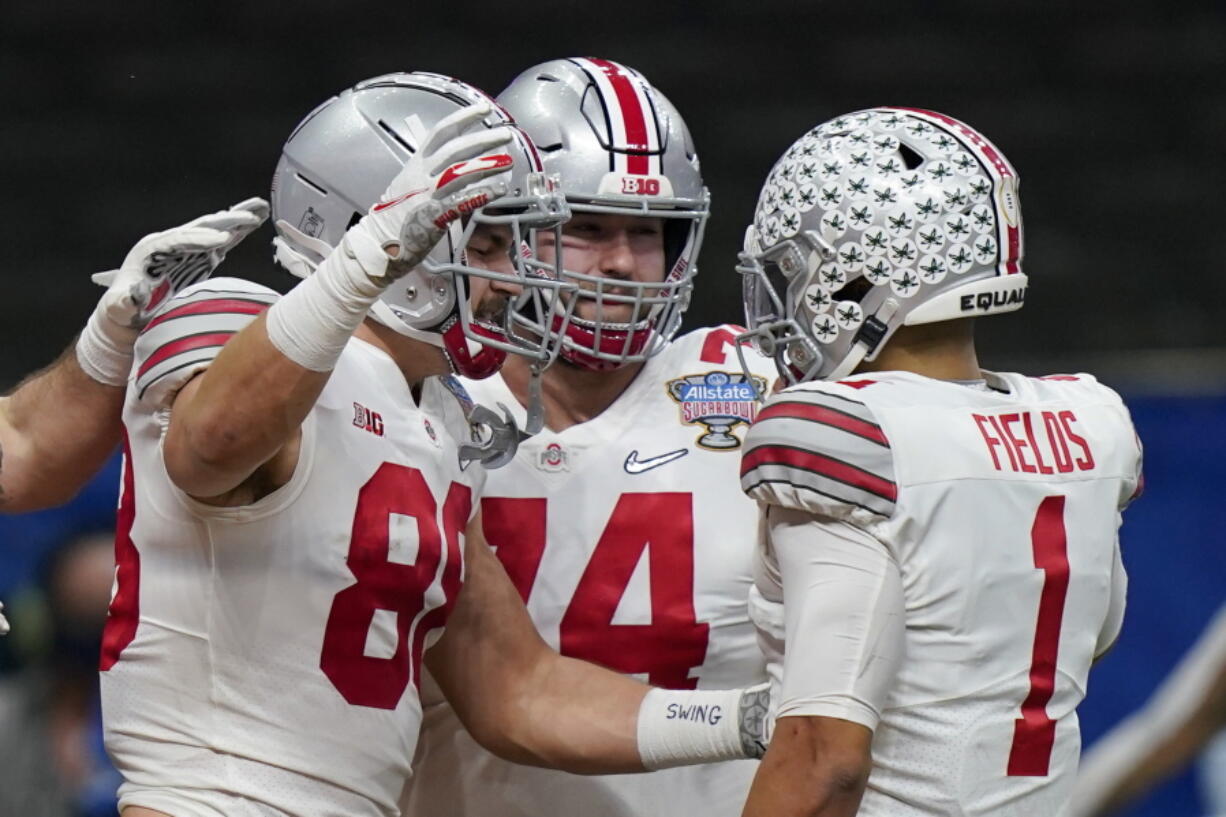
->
624, 448, 689, 475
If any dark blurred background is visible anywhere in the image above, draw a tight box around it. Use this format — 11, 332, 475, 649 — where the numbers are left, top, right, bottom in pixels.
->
3, 0, 1225, 391
1, 1, 1224, 815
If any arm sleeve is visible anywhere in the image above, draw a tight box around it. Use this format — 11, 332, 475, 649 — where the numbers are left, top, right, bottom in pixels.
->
132, 277, 278, 410
768, 505, 905, 731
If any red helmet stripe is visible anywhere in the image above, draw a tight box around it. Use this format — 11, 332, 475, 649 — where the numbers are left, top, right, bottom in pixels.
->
893, 107, 1022, 275
581, 57, 657, 176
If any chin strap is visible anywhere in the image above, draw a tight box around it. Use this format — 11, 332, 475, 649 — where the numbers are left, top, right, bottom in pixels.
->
825, 299, 900, 381
367, 301, 447, 348
442, 320, 507, 379
273, 221, 337, 279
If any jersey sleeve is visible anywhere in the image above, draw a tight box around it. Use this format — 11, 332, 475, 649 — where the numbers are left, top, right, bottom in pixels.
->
1054, 373, 1144, 510
132, 277, 279, 410
740, 383, 898, 524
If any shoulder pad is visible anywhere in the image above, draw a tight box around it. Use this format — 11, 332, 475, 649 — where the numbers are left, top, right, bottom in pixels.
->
741, 383, 897, 522
133, 278, 278, 409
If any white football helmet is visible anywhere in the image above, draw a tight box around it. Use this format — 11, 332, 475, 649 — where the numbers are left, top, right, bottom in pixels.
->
498, 58, 709, 370
270, 72, 573, 379
739, 107, 1027, 384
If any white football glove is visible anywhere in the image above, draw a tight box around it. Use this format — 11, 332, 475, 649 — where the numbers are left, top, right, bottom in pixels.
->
0, 600, 9, 636
264, 104, 517, 374
351, 102, 514, 281
94, 197, 270, 328
77, 198, 269, 386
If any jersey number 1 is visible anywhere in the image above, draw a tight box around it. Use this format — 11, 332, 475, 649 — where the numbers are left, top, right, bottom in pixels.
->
1008, 494, 1069, 776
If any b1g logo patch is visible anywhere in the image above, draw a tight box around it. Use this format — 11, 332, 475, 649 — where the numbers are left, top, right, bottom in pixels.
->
666, 371, 767, 450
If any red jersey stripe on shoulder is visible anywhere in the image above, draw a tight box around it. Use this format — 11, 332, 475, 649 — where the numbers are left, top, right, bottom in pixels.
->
756, 401, 889, 447
137, 331, 234, 378
742, 444, 898, 503
142, 298, 273, 334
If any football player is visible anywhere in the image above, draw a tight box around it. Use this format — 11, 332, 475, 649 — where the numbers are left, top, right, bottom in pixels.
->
0, 198, 266, 635
734, 108, 1143, 815
406, 57, 775, 817
101, 73, 768, 817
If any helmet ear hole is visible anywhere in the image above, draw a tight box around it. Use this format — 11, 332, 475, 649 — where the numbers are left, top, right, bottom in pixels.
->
832, 277, 873, 304
898, 142, 924, 169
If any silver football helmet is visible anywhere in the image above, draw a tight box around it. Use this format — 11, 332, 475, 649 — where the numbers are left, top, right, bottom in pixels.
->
498, 58, 709, 370
270, 72, 574, 379
739, 107, 1026, 384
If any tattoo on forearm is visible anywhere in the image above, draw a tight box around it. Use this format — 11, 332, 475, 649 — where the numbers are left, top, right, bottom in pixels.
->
739, 685, 770, 758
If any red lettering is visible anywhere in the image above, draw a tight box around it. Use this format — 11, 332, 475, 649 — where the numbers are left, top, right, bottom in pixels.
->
1042, 412, 1074, 473
1058, 411, 1095, 471
998, 414, 1032, 472
1022, 413, 1054, 475
483, 497, 548, 601
620, 177, 662, 195
973, 413, 1005, 471
699, 326, 748, 364
987, 415, 1021, 470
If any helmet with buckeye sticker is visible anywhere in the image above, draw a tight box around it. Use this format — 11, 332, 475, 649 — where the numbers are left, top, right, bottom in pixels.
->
739, 107, 1025, 384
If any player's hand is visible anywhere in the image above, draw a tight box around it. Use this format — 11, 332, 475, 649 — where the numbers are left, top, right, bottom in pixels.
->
355, 102, 514, 280
0, 600, 9, 636
92, 197, 270, 328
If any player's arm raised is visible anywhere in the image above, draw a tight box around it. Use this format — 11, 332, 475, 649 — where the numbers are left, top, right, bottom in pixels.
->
0, 198, 267, 513
426, 514, 770, 774
164, 105, 513, 499
740, 507, 905, 817
0, 347, 123, 513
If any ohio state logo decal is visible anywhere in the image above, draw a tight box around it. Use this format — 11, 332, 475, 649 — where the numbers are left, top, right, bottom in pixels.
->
666, 370, 767, 450
536, 441, 570, 472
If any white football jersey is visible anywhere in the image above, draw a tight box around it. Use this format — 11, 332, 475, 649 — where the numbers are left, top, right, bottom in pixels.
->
742, 370, 1143, 816
405, 326, 774, 817
100, 278, 486, 817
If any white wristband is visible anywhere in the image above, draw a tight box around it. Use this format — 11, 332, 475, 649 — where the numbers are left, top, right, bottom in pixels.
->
75, 306, 139, 387
636, 686, 766, 770
265, 230, 390, 372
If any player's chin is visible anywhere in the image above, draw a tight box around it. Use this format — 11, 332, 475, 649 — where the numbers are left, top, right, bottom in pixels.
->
471, 298, 510, 329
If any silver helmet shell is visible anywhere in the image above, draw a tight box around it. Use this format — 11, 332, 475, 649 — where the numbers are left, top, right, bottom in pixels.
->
270, 72, 572, 378
739, 107, 1026, 384
498, 58, 709, 370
